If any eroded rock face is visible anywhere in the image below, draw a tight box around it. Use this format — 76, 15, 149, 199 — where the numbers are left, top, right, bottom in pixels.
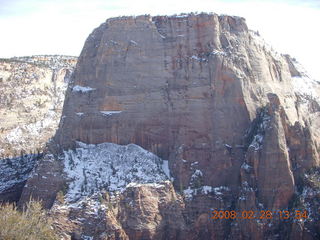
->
20, 13, 320, 239
50, 181, 187, 240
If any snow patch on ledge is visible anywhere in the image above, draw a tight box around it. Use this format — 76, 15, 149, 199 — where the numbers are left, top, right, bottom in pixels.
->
175, 14, 188, 18
62, 142, 171, 202
126, 182, 168, 188
129, 40, 138, 46
211, 50, 227, 56
241, 162, 252, 171
72, 85, 96, 93
100, 111, 122, 116
183, 185, 230, 201
190, 55, 206, 62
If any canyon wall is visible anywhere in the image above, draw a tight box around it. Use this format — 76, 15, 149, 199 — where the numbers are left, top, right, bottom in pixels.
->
18, 14, 320, 239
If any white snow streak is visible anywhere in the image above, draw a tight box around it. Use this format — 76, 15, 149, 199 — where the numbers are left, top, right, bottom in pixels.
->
183, 185, 230, 200
72, 85, 96, 93
100, 111, 122, 116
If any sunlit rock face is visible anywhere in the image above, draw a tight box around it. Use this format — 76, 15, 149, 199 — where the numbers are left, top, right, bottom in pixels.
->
0, 55, 77, 157
55, 12, 319, 192
18, 13, 320, 239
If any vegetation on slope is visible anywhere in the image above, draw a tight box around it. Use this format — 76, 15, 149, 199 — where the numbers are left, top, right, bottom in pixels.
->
0, 200, 58, 240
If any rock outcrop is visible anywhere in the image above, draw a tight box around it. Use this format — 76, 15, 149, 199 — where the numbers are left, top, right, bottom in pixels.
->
15, 13, 320, 239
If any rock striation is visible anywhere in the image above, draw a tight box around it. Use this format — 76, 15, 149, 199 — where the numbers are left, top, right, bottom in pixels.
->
16, 13, 320, 239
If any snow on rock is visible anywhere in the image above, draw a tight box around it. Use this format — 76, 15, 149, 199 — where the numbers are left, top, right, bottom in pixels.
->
0, 56, 73, 157
241, 162, 252, 171
212, 186, 230, 195
82, 235, 93, 240
72, 85, 96, 93
210, 50, 227, 56
10, 55, 77, 70
291, 60, 320, 102
190, 169, 203, 181
161, 160, 173, 180
248, 108, 271, 151
5, 127, 24, 144
4, 110, 58, 147
100, 111, 122, 116
129, 40, 138, 46
126, 182, 168, 188
190, 55, 207, 62
62, 142, 171, 202
183, 185, 230, 201
0, 154, 38, 193
250, 30, 282, 61
249, 134, 263, 150
24, 110, 57, 136
174, 14, 189, 18
242, 181, 255, 192
224, 144, 232, 149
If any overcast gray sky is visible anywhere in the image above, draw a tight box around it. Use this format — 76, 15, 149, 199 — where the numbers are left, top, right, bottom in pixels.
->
0, 0, 319, 80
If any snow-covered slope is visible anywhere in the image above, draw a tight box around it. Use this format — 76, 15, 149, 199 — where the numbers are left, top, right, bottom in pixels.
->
62, 142, 171, 202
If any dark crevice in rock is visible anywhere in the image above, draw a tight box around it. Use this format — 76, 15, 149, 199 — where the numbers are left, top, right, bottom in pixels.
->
243, 106, 270, 152
0, 153, 41, 203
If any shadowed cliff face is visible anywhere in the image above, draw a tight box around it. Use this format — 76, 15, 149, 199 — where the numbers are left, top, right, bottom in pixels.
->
18, 13, 320, 239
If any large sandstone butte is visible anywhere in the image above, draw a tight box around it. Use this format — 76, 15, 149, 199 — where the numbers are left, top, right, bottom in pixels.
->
20, 13, 320, 239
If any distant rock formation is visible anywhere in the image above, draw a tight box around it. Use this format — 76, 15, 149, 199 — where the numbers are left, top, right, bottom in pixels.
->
0, 55, 77, 157
16, 13, 320, 239
0, 55, 77, 203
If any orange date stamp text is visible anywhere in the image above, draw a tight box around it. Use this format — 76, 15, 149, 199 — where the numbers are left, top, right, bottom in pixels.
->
210, 210, 308, 220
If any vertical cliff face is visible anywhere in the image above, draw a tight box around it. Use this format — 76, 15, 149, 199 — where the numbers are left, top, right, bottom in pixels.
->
56, 15, 250, 192
19, 13, 320, 239
55, 13, 319, 191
